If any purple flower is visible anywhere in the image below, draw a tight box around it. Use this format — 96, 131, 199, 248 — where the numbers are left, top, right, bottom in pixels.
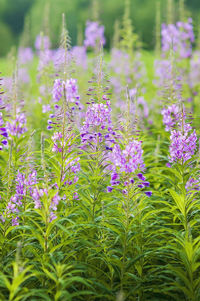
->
111, 172, 119, 181
161, 19, 194, 59
161, 104, 180, 131
0, 113, 4, 127
33, 188, 60, 222
52, 132, 73, 153
110, 50, 146, 102
50, 193, 60, 211
107, 139, 149, 195
169, 127, 197, 163
32, 189, 42, 209
6, 112, 27, 137
154, 59, 182, 97
109, 141, 144, 174
1, 170, 38, 226
73, 192, 79, 200
35, 35, 51, 50
18, 47, 33, 65
42, 104, 51, 113
50, 78, 81, 128
52, 79, 63, 102
65, 78, 80, 103
18, 68, 30, 84
81, 102, 114, 146
32, 188, 48, 209
49, 212, 57, 222
12, 217, 19, 226
37, 49, 53, 72
74, 176, 79, 183
0, 113, 8, 149
1, 140, 7, 145
137, 173, 146, 181
51, 131, 80, 186
83, 102, 112, 129
71, 46, 87, 69
53, 48, 72, 71
107, 186, 113, 193
145, 191, 152, 197
185, 177, 200, 191
84, 21, 106, 48
110, 49, 131, 76
189, 51, 200, 88
142, 182, 150, 187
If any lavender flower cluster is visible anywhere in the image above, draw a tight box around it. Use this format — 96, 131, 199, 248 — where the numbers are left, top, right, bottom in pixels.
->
81, 100, 115, 147
84, 21, 106, 49
107, 140, 151, 197
161, 18, 194, 59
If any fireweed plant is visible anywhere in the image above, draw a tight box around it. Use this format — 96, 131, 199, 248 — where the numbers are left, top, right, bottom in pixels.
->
1, 2, 200, 300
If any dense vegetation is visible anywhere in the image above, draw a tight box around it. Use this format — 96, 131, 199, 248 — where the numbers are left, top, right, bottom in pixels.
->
0, 1, 200, 300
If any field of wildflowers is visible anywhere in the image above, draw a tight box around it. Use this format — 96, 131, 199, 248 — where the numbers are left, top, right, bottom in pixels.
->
0, 0, 200, 300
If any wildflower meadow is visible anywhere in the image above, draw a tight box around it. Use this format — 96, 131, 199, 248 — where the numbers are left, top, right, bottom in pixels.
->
0, 0, 200, 300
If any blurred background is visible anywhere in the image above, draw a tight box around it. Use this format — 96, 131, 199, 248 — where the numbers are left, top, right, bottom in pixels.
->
0, 0, 200, 56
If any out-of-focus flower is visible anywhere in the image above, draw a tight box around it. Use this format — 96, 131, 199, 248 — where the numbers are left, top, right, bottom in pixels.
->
52, 79, 63, 102
161, 18, 194, 59
42, 104, 51, 113
18, 68, 30, 84
52, 78, 80, 104
6, 111, 27, 137
84, 21, 106, 48
189, 51, 200, 89
18, 47, 33, 65
161, 104, 180, 131
71, 46, 87, 70
185, 177, 200, 191
35, 35, 51, 51
110, 49, 131, 76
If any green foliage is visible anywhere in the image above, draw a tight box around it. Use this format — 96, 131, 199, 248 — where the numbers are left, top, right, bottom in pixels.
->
0, 22, 13, 56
